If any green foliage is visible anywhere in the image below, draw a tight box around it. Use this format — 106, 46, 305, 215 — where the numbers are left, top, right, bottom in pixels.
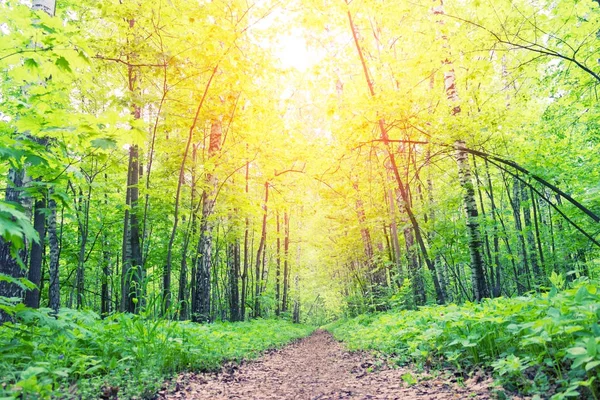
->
0, 201, 38, 251
0, 309, 313, 399
326, 280, 600, 399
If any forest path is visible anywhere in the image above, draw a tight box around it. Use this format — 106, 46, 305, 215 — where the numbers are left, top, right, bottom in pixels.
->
158, 330, 499, 399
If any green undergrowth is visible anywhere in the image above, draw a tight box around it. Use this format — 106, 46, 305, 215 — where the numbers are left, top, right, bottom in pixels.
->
0, 308, 313, 399
326, 279, 600, 399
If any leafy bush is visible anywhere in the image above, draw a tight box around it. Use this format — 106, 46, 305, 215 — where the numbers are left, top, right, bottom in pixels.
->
0, 308, 313, 399
326, 279, 600, 399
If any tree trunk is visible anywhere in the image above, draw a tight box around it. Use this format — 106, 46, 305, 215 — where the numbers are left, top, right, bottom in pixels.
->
0, 1, 55, 321
484, 160, 502, 297
346, 9, 444, 304
130, 144, 144, 311
47, 191, 60, 314
352, 182, 383, 287
228, 240, 240, 321
472, 156, 494, 295
178, 214, 193, 320
254, 181, 269, 318
531, 191, 546, 279
75, 185, 91, 309
292, 274, 300, 323
192, 121, 222, 323
426, 169, 448, 302
282, 211, 290, 313
32, 0, 56, 16
166, 87, 212, 313
275, 212, 281, 316
387, 188, 403, 281
521, 183, 543, 287
455, 140, 489, 301
0, 168, 29, 323
24, 196, 46, 309
240, 160, 250, 320
509, 176, 530, 294
121, 151, 132, 312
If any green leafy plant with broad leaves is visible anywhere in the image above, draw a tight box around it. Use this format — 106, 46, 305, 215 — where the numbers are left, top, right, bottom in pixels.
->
0, 308, 313, 399
326, 278, 600, 399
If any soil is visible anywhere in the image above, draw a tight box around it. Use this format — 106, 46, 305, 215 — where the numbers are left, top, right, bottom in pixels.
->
157, 330, 514, 399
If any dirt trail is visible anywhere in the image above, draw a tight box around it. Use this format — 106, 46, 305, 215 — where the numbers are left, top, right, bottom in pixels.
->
158, 330, 499, 399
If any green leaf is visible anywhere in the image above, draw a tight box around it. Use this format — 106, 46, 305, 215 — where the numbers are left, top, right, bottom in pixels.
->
587, 337, 597, 357
91, 138, 117, 150
567, 347, 587, 356
585, 361, 600, 371
575, 286, 590, 303
78, 50, 91, 65
24, 58, 39, 70
55, 56, 72, 73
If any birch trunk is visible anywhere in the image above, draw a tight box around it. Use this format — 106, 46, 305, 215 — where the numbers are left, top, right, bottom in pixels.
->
192, 121, 222, 323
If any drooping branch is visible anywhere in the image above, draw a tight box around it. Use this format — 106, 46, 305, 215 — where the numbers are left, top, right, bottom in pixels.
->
485, 158, 600, 249
459, 147, 600, 223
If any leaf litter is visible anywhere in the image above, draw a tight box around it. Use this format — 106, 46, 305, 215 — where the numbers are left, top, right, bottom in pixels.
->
157, 330, 524, 399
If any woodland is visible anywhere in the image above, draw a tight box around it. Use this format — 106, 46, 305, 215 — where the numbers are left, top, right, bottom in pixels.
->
1, 0, 600, 398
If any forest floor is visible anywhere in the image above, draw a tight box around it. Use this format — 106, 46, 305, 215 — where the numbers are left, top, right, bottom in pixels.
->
157, 330, 514, 399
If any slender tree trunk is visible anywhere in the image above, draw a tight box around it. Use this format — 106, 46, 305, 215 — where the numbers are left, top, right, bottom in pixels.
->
32, 0, 56, 15
189, 205, 199, 317
228, 239, 240, 321
101, 235, 111, 317
387, 188, 403, 281
129, 144, 143, 312
47, 191, 60, 314
353, 181, 381, 286
275, 212, 281, 316
240, 160, 250, 320
178, 213, 193, 319
485, 160, 502, 297
24, 196, 46, 309
455, 141, 489, 301
472, 156, 494, 295
531, 191, 546, 278
121, 153, 132, 312
346, 9, 444, 304
121, 17, 144, 313
192, 121, 222, 323
292, 274, 300, 323
508, 176, 530, 294
521, 183, 542, 287
75, 185, 92, 309
398, 187, 425, 306
100, 174, 111, 317
254, 181, 269, 318
426, 167, 448, 301
165, 63, 217, 313
282, 211, 290, 312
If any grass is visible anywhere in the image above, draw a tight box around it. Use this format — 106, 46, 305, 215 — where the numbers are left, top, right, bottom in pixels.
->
0, 308, 314, 399
325, 278, 600, 399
